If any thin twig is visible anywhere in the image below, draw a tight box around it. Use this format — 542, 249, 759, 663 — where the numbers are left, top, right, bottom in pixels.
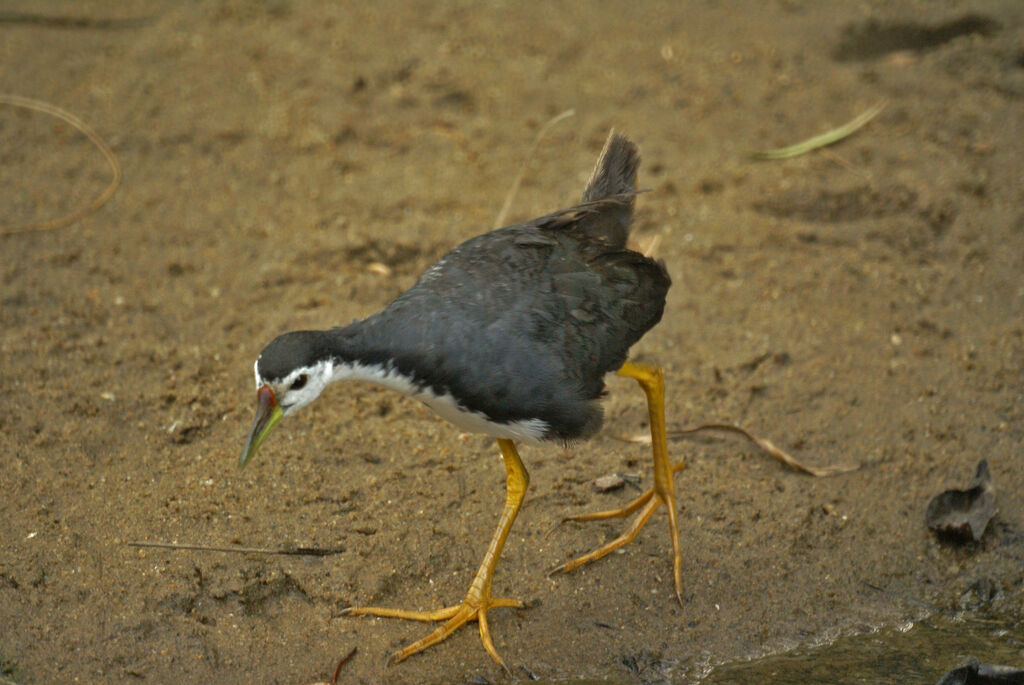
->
0, 11, 153, 29
330, 647, 358, 685
611, 423, 857, 477
751, 100, 887, 161
126, 541, 345, 556
0, 94, 121, 235
493, 109, 575, 229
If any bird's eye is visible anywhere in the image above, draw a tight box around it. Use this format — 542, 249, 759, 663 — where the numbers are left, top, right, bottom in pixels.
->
290, 374, 308, 391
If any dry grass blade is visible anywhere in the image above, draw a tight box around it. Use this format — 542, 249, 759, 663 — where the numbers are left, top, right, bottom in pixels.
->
751, 100, 887, 161
0, 93, 121, 235
635, 232, 662, 258
493, 109, 575, 229
126, 540, 345, 556
612, 423, 857, 477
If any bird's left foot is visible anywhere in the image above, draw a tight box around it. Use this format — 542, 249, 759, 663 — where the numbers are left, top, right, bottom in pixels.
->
343, 439, 530, 670
341, 593, 523, 668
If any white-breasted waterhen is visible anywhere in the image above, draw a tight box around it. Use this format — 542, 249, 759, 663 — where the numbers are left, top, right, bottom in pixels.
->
239, 132, 680, 669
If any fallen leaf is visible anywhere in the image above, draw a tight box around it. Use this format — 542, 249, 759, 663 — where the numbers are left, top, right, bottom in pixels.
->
926, 460, 997, 543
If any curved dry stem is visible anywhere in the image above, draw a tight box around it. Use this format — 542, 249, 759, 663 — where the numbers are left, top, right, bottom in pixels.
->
0, 94, 121, 236
493, 108, 575, 229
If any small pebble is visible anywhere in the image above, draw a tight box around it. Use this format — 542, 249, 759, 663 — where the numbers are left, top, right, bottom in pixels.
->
594, 474, 625, 492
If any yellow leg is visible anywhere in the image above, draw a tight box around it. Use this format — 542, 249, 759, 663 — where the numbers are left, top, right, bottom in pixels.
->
342, 438, 528, 670
551, 360, 686, 603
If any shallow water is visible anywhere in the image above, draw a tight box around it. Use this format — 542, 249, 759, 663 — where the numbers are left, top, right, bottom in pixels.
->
532, 610, 1023, 684
705, 612, 1024, 684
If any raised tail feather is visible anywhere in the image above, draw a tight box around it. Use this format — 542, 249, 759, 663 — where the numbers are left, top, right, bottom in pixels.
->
582, 131, 640, 203
573, 131, 641, 248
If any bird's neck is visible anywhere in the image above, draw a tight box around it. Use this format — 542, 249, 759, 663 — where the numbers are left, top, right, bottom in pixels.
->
320, 320, 424, 398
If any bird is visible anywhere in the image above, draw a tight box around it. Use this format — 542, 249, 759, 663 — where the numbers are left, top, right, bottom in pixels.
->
238, 131, 682, 670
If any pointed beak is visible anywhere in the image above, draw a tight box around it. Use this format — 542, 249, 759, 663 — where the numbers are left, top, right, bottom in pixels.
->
239, 385, 284, 468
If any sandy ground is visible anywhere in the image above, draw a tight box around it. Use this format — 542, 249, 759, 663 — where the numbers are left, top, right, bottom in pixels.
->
2, 1, 1023, 683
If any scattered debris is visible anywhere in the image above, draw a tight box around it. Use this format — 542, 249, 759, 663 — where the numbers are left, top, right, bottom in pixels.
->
619, 650, 679, 679
925, 460, 997, 543
519, 663, 539, 680
957, 577, 1000, 611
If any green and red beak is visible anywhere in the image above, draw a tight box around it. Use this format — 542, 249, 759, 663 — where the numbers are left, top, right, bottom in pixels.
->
239, 385, 284, 468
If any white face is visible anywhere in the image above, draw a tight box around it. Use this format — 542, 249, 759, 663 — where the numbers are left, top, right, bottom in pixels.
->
254, 358, 334, 416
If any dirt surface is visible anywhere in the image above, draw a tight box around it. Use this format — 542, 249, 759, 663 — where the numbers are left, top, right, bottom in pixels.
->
2, 2, 1023, 683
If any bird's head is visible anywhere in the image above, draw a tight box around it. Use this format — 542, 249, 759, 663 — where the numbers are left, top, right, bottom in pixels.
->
239, 330, 335, 468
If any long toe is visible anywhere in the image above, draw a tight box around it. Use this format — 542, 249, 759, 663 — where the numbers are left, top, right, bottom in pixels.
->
344, 595, 524, 668
554, 464, 686, 601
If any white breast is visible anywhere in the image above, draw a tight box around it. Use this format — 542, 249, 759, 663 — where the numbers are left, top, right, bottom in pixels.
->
331, 361, 547, 444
